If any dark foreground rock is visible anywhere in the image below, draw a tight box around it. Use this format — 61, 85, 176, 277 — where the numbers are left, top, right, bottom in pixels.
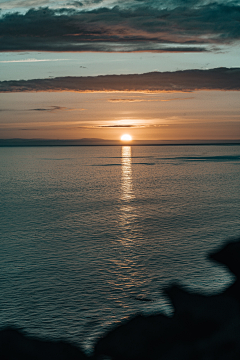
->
0, 327, 88, 360
94, 238, 240, 360
1, 238, 240, 359
209, 240, 240, 301
209, 240, 240, 277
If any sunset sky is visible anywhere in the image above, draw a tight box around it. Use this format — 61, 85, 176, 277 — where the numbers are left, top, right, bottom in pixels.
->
0, 0, 240, 142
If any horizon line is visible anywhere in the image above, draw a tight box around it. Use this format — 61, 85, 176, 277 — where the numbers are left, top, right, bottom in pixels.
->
1, 139, 240, 147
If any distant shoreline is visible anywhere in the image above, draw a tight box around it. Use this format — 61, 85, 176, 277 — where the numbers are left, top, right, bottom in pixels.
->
0, 139, 240, 147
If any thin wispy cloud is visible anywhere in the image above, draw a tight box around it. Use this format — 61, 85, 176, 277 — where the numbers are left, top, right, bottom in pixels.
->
0, 106, 85, 112
99, 124, 135, 128
108, 97, 194, 102
0, 68, 239, 93
30, 106, 68, 112
108, 98, 150, 103
78, 123, 169, 129
29, 106, 85, 112
0, 58, 71, 63
0, 1, 239, 52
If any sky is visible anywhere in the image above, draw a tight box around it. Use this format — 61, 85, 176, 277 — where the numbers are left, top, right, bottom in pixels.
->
0, 0, 240, 142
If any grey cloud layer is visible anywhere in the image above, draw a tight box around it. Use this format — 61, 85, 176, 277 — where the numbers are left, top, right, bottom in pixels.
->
0, 1, 240, 51
0, 68, 239, 92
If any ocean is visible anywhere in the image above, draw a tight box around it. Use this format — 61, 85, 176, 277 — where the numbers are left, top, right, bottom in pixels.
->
0, 145, 240, 353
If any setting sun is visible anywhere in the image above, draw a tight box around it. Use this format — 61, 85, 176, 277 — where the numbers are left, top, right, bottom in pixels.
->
121, 134, 132, 141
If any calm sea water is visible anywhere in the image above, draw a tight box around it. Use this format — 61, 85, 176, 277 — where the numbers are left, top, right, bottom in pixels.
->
0, 145, 240, 352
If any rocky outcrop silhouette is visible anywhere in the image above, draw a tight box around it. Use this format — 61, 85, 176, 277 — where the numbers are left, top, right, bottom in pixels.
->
209, 240, 240, 301
94, 238, 240, 360
1, 238, 240, 359
0, 327, 88, 360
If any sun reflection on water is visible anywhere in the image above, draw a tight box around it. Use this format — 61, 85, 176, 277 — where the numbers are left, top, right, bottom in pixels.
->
119, 146, 136, 242
121, 146, 134, 202
116, 147, 147, 301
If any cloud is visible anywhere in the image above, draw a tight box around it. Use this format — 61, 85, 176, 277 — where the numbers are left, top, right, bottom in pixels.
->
0, 68, 239, 93
0, 1, 239, 51
0, 105, 85, 112
67, 0, 104, 7
29, 106, 68, 111
78, 123, 169, 129
108, 98, 147, 102
0, 0, 51, 10
99, 124, 135, 127
78, 124, 168, 129
107, 97, 194, 102
0, 58, 71, 63
29, 105, 85, 111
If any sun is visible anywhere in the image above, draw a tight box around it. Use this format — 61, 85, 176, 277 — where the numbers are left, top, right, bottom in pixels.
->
121, 134, 132, 141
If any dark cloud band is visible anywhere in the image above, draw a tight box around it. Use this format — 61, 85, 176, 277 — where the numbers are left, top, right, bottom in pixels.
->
0, 2, 239, 52
0, 68, 239, 92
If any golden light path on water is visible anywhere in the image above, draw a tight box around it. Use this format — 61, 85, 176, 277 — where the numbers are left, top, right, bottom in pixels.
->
121, 146, 134, 202
117, 147, 151, 304
120, 146, 137, 245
